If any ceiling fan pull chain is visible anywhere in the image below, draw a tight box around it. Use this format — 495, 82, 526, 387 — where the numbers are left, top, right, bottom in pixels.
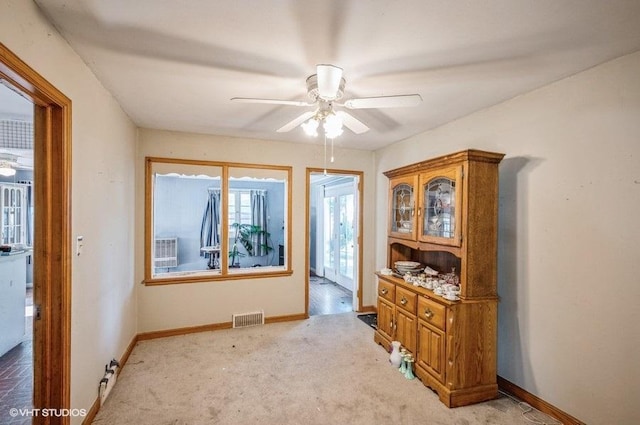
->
323, 134, 327, 175
331, 136, 334, 163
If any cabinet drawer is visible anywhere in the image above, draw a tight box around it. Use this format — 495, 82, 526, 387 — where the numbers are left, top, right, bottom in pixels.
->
417, 296, 446, 331
377, 279, 395, 303
395, 286, 417, 314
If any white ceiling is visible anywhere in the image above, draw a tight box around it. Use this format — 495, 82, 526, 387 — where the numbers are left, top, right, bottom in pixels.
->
34, 0, 640, 151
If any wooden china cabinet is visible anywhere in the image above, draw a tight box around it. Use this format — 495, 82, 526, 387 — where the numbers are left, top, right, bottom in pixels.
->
375, 149, 504, 407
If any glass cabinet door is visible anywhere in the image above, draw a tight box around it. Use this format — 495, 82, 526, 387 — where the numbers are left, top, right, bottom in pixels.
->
389, 176, 418, 239
1, 185, 26, 245
419, 166, 462, 246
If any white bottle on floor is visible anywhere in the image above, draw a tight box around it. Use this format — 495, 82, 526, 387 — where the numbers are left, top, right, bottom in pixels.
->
389, 341, 402, 367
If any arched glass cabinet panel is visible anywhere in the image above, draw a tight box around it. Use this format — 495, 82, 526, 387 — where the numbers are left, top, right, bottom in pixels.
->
424, 177, 456, 239
388, 176, 418, 240
393, 184, 413, 232
419, 166, 462, 247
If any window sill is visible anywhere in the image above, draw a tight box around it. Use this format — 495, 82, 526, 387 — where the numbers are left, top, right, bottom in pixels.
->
143, 268, 293, 286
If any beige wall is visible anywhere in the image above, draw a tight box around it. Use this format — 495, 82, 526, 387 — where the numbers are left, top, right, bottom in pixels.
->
6, 1, 639, 423
374, 51, 640, 425
136, 129, 376, 332
0, 1, 138, 423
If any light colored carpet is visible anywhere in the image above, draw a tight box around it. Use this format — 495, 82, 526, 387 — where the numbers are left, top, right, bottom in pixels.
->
93, 313, 555, 425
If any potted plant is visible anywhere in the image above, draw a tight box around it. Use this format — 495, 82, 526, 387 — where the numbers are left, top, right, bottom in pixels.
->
228, 223, 246, 268
229, 223, 273, 267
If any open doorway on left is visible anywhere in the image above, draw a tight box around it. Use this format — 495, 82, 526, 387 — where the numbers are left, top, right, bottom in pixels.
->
0, 78, 35, 423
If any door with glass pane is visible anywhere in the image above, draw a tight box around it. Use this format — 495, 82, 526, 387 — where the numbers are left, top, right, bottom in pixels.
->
323, 185, 355, 290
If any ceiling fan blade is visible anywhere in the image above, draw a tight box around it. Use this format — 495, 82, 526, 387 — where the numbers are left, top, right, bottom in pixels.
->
343, 94, 422, 109
316, 64, 343, 100
277, 111, 316, 133
231, 97, 311, 107
336, 111, 369, 134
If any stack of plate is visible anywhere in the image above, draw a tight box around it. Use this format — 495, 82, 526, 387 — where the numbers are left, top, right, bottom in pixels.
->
394, 260, 422, 274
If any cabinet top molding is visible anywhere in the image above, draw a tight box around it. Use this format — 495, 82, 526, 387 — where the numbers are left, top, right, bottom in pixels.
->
383, 149, 505, 178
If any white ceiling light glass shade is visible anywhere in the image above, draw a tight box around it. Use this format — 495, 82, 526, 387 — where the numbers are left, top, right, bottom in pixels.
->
316, 65, 343, 100
0, 162, 16, 177
323, 113, 343, 139
301, 118, 319, 137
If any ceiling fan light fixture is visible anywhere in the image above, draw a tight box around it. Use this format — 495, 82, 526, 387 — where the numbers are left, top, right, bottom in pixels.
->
316, 64, 344, 100
302, 118, 319, 137
232, 63, 420, 137
323, 113, 343, 139
0, 162, 16, 177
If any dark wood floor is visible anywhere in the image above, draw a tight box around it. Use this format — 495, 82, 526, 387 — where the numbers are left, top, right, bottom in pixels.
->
0, 289, 32, 425
309, 275, 353, 316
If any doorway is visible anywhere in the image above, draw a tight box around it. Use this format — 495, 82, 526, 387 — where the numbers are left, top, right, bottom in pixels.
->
0, 78, 35, 422
306, 169, 363, 316
1, 43, 72, 424
321, 182, 355, 289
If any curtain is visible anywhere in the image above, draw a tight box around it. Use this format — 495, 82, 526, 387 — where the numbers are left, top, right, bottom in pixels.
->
200, 188, 221, 256
250, 189, 268, 256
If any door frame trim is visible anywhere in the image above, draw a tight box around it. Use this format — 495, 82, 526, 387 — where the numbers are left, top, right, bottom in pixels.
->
305, 168, 364, 316
0, 43, 72, 424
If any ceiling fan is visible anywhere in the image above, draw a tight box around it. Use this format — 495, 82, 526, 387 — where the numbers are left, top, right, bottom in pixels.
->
231, 64, 422, 137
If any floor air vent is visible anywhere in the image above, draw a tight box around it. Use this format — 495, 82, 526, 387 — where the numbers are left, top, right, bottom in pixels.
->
232, 310, 265, 328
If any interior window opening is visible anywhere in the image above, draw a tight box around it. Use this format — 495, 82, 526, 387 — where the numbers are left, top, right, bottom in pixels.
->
145, 158, 291, 284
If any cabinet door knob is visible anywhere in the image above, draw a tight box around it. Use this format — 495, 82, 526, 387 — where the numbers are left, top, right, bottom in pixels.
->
380, 288, 388, 295
401, 297, 408, 305
424, 309, 434, 319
